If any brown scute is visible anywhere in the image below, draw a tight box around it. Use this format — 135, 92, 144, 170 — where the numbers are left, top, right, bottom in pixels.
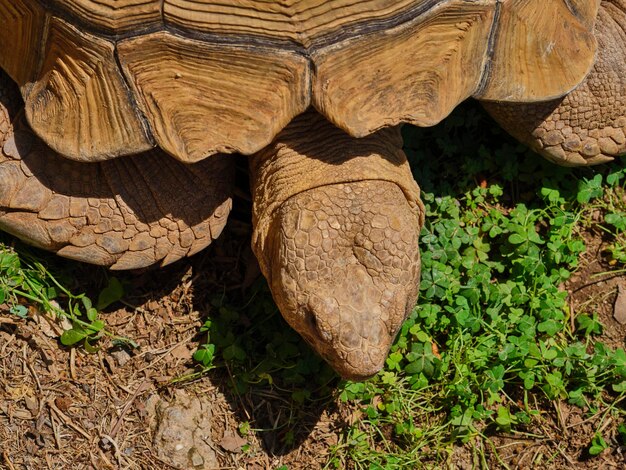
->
48, 0, 162, 34
163, 0, 420, 47
475, 0, 597, 102
312, 2, 495, 136
0, 0, 600, 162
482, 1, 626, 166
566, 0, 602, 29
0, 70, 234, 269
0, 0, 47, 85
117, 31, 310, 162
24, 17, 153, 161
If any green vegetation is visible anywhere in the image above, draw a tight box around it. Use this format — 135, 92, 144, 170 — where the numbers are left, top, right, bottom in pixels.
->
0, 243, 129, 348
325, 108, 626, 467
2, 103, 626, 467
192, 104, 626, 467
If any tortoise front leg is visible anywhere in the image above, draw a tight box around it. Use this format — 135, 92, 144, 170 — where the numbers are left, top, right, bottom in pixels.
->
0, 69, 234, 269
482, 1, 626, 166
249, 111, 424, 380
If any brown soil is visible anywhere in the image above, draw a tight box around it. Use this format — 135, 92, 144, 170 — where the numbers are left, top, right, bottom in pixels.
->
0, 199, 346, 470
1, 205, 626, 470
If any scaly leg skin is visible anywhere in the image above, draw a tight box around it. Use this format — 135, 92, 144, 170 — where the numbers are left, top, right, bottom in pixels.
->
0, 69, 234, 269
482, 1, 626, 166
250, 111, 424, 381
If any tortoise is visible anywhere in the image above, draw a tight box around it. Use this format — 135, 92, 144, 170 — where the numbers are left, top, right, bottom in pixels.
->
0, 0, 624, 381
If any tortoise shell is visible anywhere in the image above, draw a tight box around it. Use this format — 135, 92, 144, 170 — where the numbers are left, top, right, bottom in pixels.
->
0, 0, 599, 162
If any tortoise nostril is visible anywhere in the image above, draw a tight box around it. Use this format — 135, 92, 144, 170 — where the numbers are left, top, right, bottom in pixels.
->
304, 306, 334, 342
303, 304, 320, 332
306, 311, 318, 330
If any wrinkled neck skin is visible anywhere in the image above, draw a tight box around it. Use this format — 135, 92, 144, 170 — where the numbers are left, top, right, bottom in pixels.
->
249, 110, 424, 381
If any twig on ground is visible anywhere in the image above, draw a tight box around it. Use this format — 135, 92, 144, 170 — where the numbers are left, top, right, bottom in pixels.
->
0, 332, 15, 356
566, 400, 623, 430
598, 417, 613, 435
69, 348, 76, 380
98, 351, 132, 395
108, 379, 151, 439
553, 444, 577, 466
553, 401, 568, 437
48, 399, 92, 440
96, 447, 117, 469
2, 451, 16, 470
49, 404, 62, 449
26, 361, 42, 393
136, 335, 196, 374
99, 434, 125, 468
569, 300, 576, 333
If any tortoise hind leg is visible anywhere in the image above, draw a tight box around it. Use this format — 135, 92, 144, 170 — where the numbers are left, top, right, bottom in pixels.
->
0, 70, 233, 269
250, 111, 424, 380
482, 2, 626, 166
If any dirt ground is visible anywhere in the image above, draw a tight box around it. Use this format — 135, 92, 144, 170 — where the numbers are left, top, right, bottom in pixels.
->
0, 189, 348, 470
1, 200, 626, 470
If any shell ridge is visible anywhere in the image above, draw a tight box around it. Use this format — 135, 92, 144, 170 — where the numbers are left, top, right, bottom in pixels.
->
474, 0, 502, 97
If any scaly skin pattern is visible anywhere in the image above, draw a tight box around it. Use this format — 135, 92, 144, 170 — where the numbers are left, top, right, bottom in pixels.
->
0, 70, 234, 269
483, 0, 626, 166
269, 182, 421, 380
250, 112, 423, 380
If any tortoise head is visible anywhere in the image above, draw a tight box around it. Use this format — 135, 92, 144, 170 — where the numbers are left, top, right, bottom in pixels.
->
249, 112, 423, 381
261, 179, 422, 381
